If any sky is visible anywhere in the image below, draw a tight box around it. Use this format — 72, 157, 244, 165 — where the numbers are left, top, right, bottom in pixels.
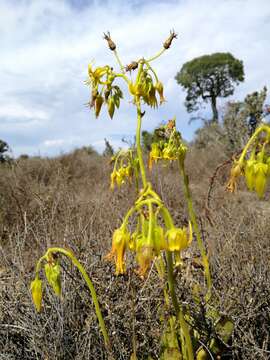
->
1, 0, 270, 157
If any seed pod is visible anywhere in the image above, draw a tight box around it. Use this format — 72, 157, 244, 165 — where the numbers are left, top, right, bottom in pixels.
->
30, 277, 43, 312
108, 97, 115, 119
103, 31, 116, 51
125, 61, 138, 72
163, 30, 178, 49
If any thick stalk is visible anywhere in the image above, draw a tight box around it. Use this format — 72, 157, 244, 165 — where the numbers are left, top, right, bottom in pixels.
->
135, 100, 147, 188
166, 251, 194, 360
45, 248, 111, 351
178, 158, 212, 300
161, 206, 194, 359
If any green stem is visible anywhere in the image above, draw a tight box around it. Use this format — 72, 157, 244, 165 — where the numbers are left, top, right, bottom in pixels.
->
178, 158, 212, 301
113, 49, 125, 73
146, 48, 166, 63
239, 125, 270, 164
136, 100, 147, 188
45, 248, 111, 351
166, 251, 194, 360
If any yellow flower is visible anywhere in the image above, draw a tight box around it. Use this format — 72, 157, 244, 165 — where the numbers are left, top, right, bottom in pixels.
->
44, 263, 61, 297
154, 225, 166, 253
244, 159, 256, 191
254, 162, 268, 198
149, 143, 161, 170
136, 244, 154, 278
110, 170, 117, 190
165, 227, 189, 252
88, 65, 108, 86
162, 145, 177, 161
104, 227, 130, 275
226, 163, 242, 193
30, 277, 43, 312
155, 81, 166, 104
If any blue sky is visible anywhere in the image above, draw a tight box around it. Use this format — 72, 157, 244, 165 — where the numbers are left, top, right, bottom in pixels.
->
1, 0, 270, 157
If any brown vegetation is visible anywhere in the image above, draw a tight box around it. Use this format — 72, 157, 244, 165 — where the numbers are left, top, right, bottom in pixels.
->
0, 143, 269, 359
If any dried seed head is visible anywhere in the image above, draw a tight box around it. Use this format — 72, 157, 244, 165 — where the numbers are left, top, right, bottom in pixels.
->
103, 31, 116, 51
125, 61, 138, 72
163, 30, 178, 49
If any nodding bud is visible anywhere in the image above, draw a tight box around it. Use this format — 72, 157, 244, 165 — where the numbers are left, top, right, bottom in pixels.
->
163, 30, 178, 49
125, 61, 138, 72
103, 31, 116, 51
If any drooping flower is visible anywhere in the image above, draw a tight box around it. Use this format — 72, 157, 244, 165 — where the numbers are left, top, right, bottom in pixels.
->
30, 277, 43, 312
105, 227, 130, 275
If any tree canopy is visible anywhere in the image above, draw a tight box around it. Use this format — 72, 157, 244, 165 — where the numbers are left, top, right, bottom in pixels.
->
175, 52, 244, 122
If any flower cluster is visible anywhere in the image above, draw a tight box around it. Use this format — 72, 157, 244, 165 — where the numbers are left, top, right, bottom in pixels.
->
105, 183, 192, 277
85, 64, 123, 119
30, 253, 61, 312
149, 119, 187, 169
110, 149, 139, 190
227, 124, 270, 198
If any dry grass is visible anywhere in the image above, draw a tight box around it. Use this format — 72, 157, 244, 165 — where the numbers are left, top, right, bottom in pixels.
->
0, 144, 269, 359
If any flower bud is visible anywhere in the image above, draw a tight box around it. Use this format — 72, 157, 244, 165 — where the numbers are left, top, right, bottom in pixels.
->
95, 95, 104, 118
44, 263, 61, 297
30, 277, 43, 312
107, 97, 115, 119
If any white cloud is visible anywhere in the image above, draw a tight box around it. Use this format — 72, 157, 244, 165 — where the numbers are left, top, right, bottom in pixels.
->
1, 0, 270, 156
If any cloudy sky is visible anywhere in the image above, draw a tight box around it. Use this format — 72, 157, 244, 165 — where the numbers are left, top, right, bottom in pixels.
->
1, 0, 270, 157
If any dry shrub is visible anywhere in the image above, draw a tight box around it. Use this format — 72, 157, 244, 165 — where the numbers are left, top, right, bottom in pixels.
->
0, 143, 269, 359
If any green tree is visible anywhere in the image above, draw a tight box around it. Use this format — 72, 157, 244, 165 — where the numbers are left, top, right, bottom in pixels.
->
175, 52, 244, 122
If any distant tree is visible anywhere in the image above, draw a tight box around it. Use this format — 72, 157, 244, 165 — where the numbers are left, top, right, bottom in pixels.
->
142, 130, 154, 151
175, 52, 244, 122
0, 140, 10, 163
103, 138, 114, 157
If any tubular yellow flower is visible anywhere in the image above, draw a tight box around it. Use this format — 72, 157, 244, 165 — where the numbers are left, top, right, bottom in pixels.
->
149, 143, 161, 170
104, 227, 130, 275
30, 277, 43, 312
165, 227, 189, 252
44, 263, 61, 297
155, 81, 166, 104
244, 159, 256, 191
88, 65, 108, 86
226, 163, 242, 193
110, 170, 117, 190
154, 225, 166, 253
254, 162, 268, 198
136, 244, 155, 278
